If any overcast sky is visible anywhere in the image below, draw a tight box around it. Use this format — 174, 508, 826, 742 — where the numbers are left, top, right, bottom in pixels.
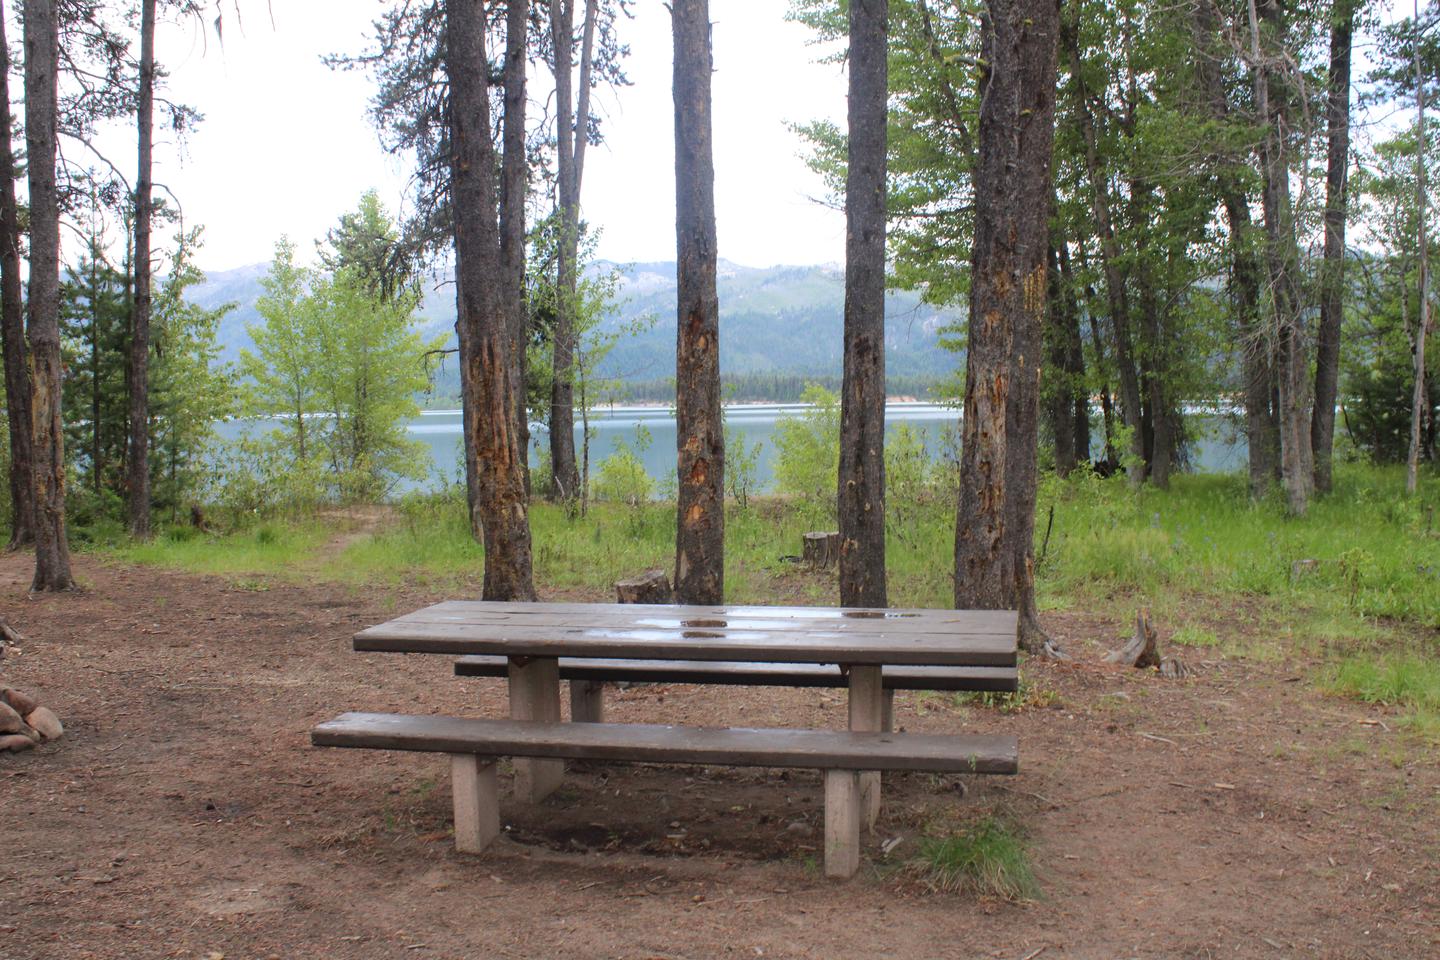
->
114, 0, 849, 274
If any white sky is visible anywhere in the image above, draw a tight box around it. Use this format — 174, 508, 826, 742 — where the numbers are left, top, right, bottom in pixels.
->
111, 0, 849, 273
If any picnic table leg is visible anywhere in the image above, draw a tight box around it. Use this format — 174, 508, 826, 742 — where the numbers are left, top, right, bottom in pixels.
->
848, 665, 883, 830
507, 656, 564, 803
570, 680, 605, 723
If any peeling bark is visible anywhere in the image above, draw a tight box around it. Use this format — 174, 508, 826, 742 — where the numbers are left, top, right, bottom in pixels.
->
446, 0, 536, 601
956, 0, 1059, 656
671, 0, 723, 605
24, 0, 74, 590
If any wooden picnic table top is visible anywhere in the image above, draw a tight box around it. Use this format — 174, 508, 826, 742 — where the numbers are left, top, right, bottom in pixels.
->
354, 600, 1018, 668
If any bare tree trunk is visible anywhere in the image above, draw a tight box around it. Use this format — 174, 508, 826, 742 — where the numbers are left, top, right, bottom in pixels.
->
501, 0, 530, 495
1409, 0, 1430, 496
1055, 239, 1090, 464
956, 0, 1059, 655
837, 0, 887, 609
126, 0, 156, 538
24, 0, 73, 590
671, 0, 723, 606
547, 0, 598, 502
446, 0, 537, 601
1312, 0, 1353, 495
1046, 240, 1077, 474
0, 0, 34, 549
1251, 0, 1313, 515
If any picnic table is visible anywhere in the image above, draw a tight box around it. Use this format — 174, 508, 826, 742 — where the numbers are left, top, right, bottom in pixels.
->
317, 600, 1020, 878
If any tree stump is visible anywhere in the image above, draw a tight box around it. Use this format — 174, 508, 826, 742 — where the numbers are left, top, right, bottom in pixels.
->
802, 532, 841, 570
1106, 608, 1161, 669
615, 570, 673, 605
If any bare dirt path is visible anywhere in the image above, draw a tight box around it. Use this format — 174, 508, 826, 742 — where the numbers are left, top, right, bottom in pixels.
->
0, 550, 1436, 959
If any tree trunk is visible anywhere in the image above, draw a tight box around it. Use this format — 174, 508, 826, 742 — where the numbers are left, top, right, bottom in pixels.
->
547, 0, 598, 502
1312, 0, 1353, 495
0, 0, 34, 549
1192, 0, 1276, 497
956, 0, 1059, 655
1409, 0, 1431, 496
837, 0, 887, 609
23, 0, 73, 590
1056, 240, 1090, 464
1063, 21, 1144, 478
125, 0, 156, 538
671, 0, 724, 606
1251, 0, 1312, 516
1046, 241, 1078, 474
501, 0, 530, 495
446, 0, 536, 601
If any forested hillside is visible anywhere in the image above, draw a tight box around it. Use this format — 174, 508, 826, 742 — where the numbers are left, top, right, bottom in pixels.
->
189, 258, 963, 400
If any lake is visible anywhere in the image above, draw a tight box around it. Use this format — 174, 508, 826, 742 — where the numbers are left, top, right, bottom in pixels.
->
399, 402, 1250, 493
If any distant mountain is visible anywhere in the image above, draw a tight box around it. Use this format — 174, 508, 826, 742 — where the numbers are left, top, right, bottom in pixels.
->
189, 258, 963, 390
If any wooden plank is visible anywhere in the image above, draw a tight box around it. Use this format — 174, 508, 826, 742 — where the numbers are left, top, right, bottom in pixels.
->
569, 680, 604, 723
451, 754, 500, 854
454, 656, 1019, 692
311, 713, 1020, 775
849, 666, 884, 831
824, 770, 861, 879
459, 657, 1020, 690
356, 623, 1016, 667
508, 657, 564, 803
399, 601, 1018, 636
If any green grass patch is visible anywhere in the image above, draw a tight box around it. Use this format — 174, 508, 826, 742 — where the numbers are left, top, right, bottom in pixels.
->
1323, 652, 1440, 739
905, 816, 1039, 900
109, 520, 330, 577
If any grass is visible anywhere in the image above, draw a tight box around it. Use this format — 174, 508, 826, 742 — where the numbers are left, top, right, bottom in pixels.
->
904, 816, 1040, 900
88, 464, 1439, 642
1322, 651, 1440, 739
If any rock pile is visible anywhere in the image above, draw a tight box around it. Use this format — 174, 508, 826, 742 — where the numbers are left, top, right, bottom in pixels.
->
0, 685, 63, 752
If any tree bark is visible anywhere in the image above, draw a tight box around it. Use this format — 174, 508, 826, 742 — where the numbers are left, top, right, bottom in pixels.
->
1409, 0, 1430, 496
446, 0, 537, 601
126, 0, 156, 538
0, 0, 34, 549
837, 0, 887, 609
1055, 239, 1090, 465
1251, 0, 1313, 515
23, 0, 73, 590
501, 0, 530, 495
547, 0, 598, 502
1046, 241, 1078, 474
955, 0, 1059, 655
1312, 0, 1353, 495
671, 0, 723, 606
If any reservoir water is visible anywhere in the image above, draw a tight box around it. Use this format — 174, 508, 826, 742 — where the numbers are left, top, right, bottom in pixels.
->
218, 402, 1248, 495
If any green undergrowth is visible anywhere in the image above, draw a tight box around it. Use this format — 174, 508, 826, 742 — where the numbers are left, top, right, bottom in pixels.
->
92, 465, 1439, 639
1322, 650, 1440, 740
904, 816, 1040, 900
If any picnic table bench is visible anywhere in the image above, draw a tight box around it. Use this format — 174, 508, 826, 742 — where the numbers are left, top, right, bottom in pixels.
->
314, 600, 1020, 878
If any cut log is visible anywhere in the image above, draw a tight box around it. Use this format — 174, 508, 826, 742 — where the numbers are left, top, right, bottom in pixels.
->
1106, 608, 1160, 669
615, 570, 673, 605
802, 532, 841, 570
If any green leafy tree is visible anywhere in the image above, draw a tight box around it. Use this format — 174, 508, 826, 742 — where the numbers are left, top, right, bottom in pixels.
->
240, 237, 322, 465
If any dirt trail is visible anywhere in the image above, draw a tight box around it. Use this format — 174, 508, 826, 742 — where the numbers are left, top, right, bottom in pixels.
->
0, 550, 1435, 959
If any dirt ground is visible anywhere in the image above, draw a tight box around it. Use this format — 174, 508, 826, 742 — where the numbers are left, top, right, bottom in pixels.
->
1, 549, 1437, 960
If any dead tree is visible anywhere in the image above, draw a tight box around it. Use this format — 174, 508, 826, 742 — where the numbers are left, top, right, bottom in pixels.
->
954, 0, 1059, 655
671, 0, 724, 605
